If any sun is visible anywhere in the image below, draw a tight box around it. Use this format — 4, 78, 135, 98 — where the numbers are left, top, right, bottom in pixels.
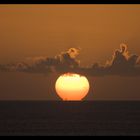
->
55, 73, 90, 101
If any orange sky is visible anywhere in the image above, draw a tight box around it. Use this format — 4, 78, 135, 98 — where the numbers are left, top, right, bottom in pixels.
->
0, 4, 140, 66
0, 4, 140, 100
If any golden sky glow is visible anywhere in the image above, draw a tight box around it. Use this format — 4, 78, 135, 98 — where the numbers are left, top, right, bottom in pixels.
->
0, 4, 140, 100
0, 4, 140, 66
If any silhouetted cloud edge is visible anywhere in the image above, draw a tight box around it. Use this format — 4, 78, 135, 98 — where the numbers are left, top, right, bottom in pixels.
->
0, 45, 140, 77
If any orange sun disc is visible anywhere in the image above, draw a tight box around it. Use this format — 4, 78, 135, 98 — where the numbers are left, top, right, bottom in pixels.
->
55, 73, 90, 101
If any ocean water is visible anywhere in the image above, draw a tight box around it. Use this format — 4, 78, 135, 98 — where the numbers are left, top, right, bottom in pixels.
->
0, 101, 140, 136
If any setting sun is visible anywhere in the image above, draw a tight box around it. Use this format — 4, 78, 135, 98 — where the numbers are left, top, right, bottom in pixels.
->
55, 73, 90, 101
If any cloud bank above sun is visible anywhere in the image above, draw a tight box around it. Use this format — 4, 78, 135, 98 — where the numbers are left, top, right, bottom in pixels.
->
0, 43, 140, 77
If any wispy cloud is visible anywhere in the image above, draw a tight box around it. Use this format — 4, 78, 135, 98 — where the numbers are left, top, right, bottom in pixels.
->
0, 44, 140, 77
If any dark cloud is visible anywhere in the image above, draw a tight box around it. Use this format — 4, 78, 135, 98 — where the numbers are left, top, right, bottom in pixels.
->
88, 43, 140, 77
0, 64, 8, 72
0, 48, 80, 74
0, 45, 140, 77
108, 43, 140, 76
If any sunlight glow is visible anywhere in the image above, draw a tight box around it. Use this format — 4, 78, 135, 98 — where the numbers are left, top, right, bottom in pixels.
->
55, 73, 90, 101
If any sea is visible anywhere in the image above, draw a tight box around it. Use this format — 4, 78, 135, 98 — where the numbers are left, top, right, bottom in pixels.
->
0, 101, 140, 136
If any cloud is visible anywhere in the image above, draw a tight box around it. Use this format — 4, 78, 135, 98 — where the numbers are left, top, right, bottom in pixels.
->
0, 48, 81, 74
108, 43, 140, 75
0, 64, 8, 72
0, 45, 140, 77
55, 48, 80, 67
89, 43, 140, 76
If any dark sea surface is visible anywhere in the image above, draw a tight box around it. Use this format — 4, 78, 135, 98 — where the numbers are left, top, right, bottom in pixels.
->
0, 101, 140, 136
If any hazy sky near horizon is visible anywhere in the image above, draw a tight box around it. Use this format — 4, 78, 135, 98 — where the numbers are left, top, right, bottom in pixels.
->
0, 4, 140, 100
0, 4, 140, 66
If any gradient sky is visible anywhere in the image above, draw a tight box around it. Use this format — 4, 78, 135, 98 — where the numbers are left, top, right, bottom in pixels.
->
0, 4, 140, 65
0, 4, 140, 100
